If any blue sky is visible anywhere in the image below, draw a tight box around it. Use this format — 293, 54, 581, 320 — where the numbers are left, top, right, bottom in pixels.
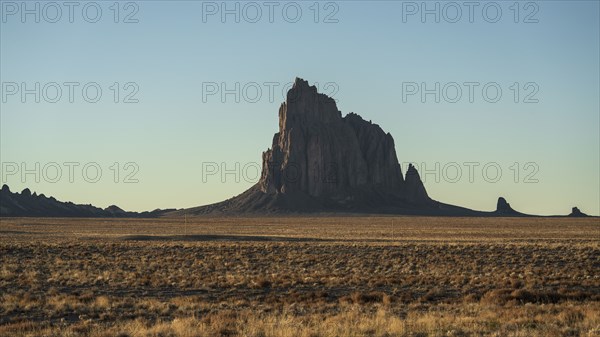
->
1, 0, 599, 215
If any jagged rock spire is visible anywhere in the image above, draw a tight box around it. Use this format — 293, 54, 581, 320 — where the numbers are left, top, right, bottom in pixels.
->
259, 77, 430, 206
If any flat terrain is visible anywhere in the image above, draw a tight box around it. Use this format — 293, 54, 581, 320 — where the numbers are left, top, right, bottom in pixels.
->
0, 217, 599, 336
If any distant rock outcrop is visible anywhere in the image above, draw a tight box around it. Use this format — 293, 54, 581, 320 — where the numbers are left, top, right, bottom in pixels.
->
104, 205, 128, 216
568, 207, 588, 217
21, 188, 31, 197
494, 197, 527, 216
0, 184, 173, 218
496, 197, 513, 213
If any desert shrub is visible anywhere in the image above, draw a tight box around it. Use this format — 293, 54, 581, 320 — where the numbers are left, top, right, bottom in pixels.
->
343, 291, 385, 304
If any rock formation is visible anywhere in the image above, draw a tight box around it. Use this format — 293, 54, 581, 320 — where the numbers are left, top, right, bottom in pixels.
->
494, 197, 527, 216
0, 184, 172, 217
179, 78, 442, 215
496, 197, 513, 213
568, 207, 588, 217
259, 78, 429, 202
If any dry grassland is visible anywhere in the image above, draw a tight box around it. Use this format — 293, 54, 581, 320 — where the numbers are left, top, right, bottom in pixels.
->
0, 216, 598, 336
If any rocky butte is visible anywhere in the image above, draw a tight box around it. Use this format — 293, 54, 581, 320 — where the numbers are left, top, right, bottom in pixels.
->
179, 78, 481, 215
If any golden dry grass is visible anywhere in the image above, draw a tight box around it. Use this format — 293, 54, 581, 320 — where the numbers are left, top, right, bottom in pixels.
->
0, 216, 598, 336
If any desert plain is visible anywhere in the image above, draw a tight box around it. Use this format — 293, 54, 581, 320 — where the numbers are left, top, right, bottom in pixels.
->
0, 216, 598, 336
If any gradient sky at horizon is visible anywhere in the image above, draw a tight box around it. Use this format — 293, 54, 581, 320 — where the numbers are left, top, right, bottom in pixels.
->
1, 0, 599, 215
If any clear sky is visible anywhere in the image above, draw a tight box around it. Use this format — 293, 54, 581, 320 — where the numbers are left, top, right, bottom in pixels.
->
1, 0, 599, 215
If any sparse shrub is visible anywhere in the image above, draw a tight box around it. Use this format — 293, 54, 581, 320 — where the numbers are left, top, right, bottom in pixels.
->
558, 308, 585, 325
382, 293, 394, 306
480, 289, 513, 305
420, 287, 445, 302
94, 295, 110, 309
250, 277, 272, 289
350, 291, 383, 304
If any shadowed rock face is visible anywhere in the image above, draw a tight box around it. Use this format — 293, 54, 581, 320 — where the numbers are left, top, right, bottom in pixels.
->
0, 184, 173, 218
494, 197, 528, 216
496, 197, 513, 213
404, 164, 431, 205
257, 78, 432, 208
260, 78, 410, 199
569, 207, 588, 217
